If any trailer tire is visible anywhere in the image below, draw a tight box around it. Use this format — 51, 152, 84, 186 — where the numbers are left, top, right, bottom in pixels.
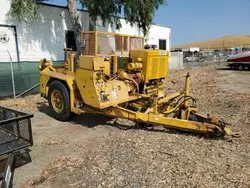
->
48, 80, 72, 121
238, 65, 244, 71
230, 65, 236, 70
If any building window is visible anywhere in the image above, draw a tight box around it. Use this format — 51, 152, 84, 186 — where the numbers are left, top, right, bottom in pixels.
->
65, 30, 77, 51
159, 39, 166, 50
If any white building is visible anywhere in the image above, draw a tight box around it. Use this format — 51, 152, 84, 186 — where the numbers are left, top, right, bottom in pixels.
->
0, 1, 171, 62
182, 47, 200, 52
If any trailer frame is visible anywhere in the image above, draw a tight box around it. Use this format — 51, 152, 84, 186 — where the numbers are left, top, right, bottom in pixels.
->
0, 106, 33, 188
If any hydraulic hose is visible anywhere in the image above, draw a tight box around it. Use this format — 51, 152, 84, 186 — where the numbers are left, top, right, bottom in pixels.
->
125, 77, 139, 94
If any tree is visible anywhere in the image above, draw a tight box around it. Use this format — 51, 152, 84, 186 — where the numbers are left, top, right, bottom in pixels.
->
67, 0, 82, 57
9, 0, 166, 55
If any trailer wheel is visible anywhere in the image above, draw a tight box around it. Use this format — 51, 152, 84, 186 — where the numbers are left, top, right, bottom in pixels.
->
230, 65, 236, 70
238, 65, 244, 71
48, 80, 72, 121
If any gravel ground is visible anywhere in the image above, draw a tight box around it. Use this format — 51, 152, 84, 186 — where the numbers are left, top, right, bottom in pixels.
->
1, 64, 250, 188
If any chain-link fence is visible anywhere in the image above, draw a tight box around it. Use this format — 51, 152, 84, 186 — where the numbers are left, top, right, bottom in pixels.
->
181, 50, 230, 69
0, 61, 63, 98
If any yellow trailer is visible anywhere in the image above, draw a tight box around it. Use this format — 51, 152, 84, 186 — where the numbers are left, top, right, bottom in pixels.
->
38, 31, 232, 137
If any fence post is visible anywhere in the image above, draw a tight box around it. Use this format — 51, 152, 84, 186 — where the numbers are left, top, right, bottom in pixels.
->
7, 50, 16, 98
178, 52, 180, 71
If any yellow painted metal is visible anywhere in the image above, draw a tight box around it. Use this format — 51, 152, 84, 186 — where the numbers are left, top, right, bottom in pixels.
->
137, 57, 142, 62
56, 103, 226, 135
113, 56, 118, 74
38, 59, 53, 71
51, 89, 64, 113
39, 30, 233, 137
130, 50, 169, 84
79, 55, 106, 71
104, 59, 111, 75
224, 127, 233, 136
82, 30, 144, 38
127, 62, 143, 70
127, 63, 135, 70
75, 68, 139, 109
68, 53, 75, 72
153, 95, 158, 115
184, 73, 190, 108
79, 56, 93, 70
118, 70, 129, 80
99, 106, 223, 134
39, 66, 80, 114
104, 106, 148, 122
158, 92, 182, 104
63, 48, 73, 68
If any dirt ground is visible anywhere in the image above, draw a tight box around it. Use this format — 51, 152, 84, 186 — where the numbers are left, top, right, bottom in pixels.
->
1, 64, 250, 188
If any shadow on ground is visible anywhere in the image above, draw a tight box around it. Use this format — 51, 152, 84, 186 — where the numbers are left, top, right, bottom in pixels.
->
215, 67, 231, 70
216, 67, 250, 71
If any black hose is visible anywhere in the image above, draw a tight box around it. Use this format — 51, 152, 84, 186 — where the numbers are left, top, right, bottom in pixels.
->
171, 96, 196, 114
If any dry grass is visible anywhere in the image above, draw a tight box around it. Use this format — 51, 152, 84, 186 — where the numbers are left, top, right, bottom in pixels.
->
0, 94, 46, 113
22, 157, 85, 188
42, 137, 65, 146
174, 35, 250, 49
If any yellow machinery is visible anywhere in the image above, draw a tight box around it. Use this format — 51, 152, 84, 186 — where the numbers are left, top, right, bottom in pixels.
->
39, 31, 232, 137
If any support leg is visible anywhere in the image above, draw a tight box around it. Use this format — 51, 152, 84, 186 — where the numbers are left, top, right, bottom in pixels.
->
1, 154, 15, 188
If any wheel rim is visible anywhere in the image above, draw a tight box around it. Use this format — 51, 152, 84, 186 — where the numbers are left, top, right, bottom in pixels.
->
51, 89, 64, 113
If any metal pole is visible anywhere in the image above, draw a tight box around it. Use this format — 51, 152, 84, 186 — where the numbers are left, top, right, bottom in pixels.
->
184, 73, 190, 108
178, 52, 180, 70
7, 50, 16, 98
192, 51, 194, 67
1, 153, 15, 188
16, 83, 40, 98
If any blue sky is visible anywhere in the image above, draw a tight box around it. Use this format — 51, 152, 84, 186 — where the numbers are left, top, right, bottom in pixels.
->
47, 0, 250, 46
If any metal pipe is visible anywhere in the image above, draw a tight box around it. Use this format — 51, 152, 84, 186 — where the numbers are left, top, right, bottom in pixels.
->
68, 53, 71, 71
67, 50, 74, 72
68, 53, 75, 72
16, 83, 40, 98
158, 92, 182, 104
125, 77, 139, 94
184, 73, 190, 108
64, 48, 68, 66
153, 81, 159, 114
13, 26, 20, 63
113, 56, 118, 74
121, 36, 124, 54
7, 49, 16, 98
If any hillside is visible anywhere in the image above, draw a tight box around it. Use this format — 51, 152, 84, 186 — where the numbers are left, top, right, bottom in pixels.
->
174, 35, 250, 49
